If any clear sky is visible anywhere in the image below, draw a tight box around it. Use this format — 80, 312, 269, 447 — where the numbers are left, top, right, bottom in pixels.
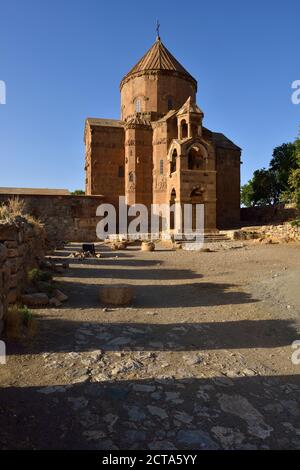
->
0, 0, 299, 190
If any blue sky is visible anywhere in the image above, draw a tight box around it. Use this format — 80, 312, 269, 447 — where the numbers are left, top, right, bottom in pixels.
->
0, 0, 299, 190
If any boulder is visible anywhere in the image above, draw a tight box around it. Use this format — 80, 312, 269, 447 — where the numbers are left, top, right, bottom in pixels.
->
99, 284, 133, 306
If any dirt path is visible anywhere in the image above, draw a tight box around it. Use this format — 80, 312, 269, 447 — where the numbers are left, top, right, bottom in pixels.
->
0, 242, 300, 449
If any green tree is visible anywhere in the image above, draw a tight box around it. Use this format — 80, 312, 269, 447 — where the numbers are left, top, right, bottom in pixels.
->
241, 181, 255, 207
71, 189, 85, 195
241, 141, 298, 207
269, 143, 297, 195
241, 169, 279, 207
288, 137, 300, 209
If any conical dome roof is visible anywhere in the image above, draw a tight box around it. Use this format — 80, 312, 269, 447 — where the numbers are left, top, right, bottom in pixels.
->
120, 38, 197, 88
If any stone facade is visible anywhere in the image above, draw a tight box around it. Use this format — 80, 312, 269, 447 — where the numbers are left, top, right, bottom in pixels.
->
0, 220, 46, 336
85, 36, 241, 231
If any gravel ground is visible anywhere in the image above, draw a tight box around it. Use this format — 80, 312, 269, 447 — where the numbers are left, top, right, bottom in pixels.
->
0, 241, 300, 450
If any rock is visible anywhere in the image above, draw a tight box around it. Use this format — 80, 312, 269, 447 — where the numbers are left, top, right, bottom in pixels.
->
83, 430, 107, 441
218, 394, 273, 439
147, 405, 168, 419
211, 426, 245, 449
37, 386, 66, 394
21, 293, 49, 306
141, 241, 155, 252
111, 242, 127, 250
126, 406, 146, 422
242, 368, 256, 377
177, 430, 219, 449
53, 289, 68, 302
124, 430, 147, 443
173, 242, 182, 250
132, 384, 156, 393
49, 297, 62, 307
173, 411, 193, 424
68, 396, 88, 410
149, 440, 178, 450
99, 285, 133, 306
183, 353, 203, 365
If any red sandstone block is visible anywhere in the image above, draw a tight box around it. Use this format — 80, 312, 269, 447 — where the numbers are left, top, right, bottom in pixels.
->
7, 248, 19, 258
4, 240, 18, 249
0, 225, 18, 241
8, 289, 17, 304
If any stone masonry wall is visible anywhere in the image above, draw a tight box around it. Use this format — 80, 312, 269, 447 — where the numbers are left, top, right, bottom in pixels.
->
0, 194, 106, 245
0, 220, 46, 336
241, 205, 299, 225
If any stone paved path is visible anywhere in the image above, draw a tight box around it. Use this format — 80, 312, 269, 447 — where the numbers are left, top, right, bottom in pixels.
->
0, 242, 300, 449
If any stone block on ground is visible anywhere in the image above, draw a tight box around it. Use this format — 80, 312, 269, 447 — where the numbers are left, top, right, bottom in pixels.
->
53, 289, 68, 302
99, 284, 133, 306
49, 297, 62, 307
21, 293, 49, 306
141, 241, 155, 252
111, 242, 127, 251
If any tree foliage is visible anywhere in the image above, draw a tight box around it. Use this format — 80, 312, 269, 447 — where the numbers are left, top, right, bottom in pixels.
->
71, 189, 85, 195
241, 140, 299, 207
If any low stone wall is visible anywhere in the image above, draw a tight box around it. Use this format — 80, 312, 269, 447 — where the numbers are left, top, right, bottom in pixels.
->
241, 205, 299, 225
0, 219, 46, 336
226, 223, 300, 243
0, 194, 106, 245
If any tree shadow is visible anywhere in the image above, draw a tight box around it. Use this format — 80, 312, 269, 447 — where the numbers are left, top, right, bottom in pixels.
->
0, 374, 299, 450
55, 279, 255, 309
6, 317, 296, 356
61, 266, 201, 281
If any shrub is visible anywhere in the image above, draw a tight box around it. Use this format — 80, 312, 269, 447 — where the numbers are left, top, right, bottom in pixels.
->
4, 305, 37, 340
0, 197, 41, 226
28, 268, 52, 284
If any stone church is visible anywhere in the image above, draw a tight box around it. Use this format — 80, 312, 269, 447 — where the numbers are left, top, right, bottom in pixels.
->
84, 35, 241, 231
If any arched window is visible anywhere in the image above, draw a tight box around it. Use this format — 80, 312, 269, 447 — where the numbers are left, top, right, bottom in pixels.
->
170, 149, 177, 173
180, 120, 188, 139
167, 97, 173, 111
135, 98, 141, 113
188, 146, 205, 170
129, 171, 135, 182
160, 160, 164, 175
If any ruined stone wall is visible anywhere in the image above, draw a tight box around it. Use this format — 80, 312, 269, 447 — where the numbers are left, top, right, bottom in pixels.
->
0, 195, 106, 245
241, 206, 299, 225
0, 220, 46, 336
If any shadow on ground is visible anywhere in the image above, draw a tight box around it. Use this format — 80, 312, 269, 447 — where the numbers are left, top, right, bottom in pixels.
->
5, 317, 296, 355
0, 374, 299, 450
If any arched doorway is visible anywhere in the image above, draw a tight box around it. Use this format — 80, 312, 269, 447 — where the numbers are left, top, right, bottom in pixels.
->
170, 188, 176, 230
190, 187, 204, 231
